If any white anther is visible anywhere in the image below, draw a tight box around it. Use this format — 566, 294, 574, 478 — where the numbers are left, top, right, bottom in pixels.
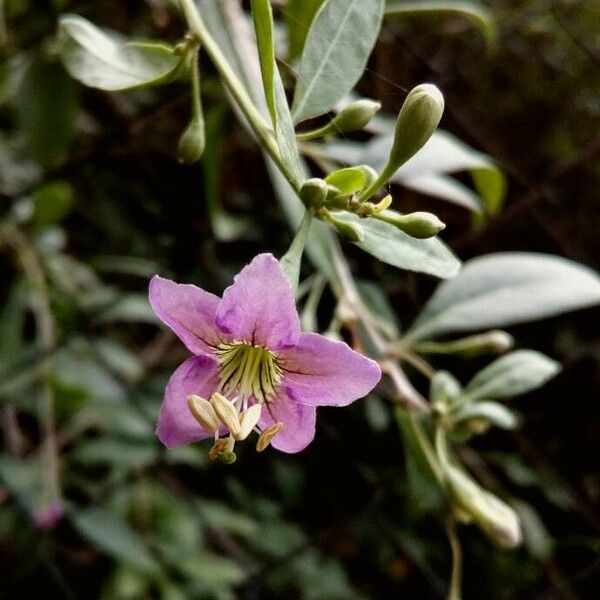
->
237, 403, 263, 441
187, 395, 220, 433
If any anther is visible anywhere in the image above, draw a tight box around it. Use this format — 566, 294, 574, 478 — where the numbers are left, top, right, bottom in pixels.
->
256, 422, 284, 452
210, 393, 242, 438
237, 403, 263, 441
187, 395, 220, 433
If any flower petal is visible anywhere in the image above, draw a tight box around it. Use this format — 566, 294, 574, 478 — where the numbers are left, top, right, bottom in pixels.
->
157, 355, 220, 448
215, 254, 301, 349
149, 275, 222, 355
279, 333, 381, 407
260, 392, 316, 453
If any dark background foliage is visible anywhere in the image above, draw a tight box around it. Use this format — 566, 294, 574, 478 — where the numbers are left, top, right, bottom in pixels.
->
0, 0, 598, 598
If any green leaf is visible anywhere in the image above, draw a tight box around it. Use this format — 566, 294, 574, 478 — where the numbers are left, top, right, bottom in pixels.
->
31, 180, 75, 229
334, 212, 460, 279
325, 166, 368, 196
72, 438, 158, 468
386, 1, 496, 47
453, 401, 519, 429
286, 0, 327, 60
17, 51, 79, 165
251, 0, 277, 127
405, 252, 600, 340
291, 0, 385, 123
58, 14, 181, 91
70, 507, 160, 575
274, 72, 303, 184
512, 500, 555, 561
356, 280, 400, 337
462, 350, 561, 403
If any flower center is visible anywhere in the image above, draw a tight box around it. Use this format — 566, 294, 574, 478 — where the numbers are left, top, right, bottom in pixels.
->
215, 342, 282, 403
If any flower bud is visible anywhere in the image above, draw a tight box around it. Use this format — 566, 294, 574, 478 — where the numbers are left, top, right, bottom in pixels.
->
430, 371, 462, 411
237, 403, 263, 440
389, 84, 444, 169
299, 178, 328, 209
375, 210, 445, 239
187, 395, 220, 433
177, 115, 205, 164
332, 99, 382, 132
209, 393, 241, 438
256, 422, 284, 452
297, 99, 381, 141
359, 84, 444, 200
445, 465, 522, 549
414, 330, 514, 358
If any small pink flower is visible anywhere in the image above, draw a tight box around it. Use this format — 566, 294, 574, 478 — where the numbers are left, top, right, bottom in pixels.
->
149, 254, 381, 455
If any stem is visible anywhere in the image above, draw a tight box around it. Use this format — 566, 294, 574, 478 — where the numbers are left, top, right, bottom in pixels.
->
399, 408, 444, 483
190, 47, 203, 122
445, 518, 463, 600
178, 0, 298, 189
280, 209, 314, 293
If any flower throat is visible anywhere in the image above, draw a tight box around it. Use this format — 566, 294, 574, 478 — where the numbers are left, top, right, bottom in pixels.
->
215, 342, 282, 403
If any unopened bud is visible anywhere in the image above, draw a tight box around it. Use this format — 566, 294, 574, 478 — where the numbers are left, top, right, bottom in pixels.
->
414, 330, 514, 358
256, 422, 284, 452
359, 84, 444, 201
299, 178, 328, 209
445, 465, 522, 548
430, 371, 462, 409
331, 99, 382, 132
390, 84, 444, 168
187, 395, 220, 433
375, 210, 445, 239
177, 115, 205, 164
237, 403, 262, 440
209, 393, 241, 438
297, 99, 381, 141
325, 166, 370, 197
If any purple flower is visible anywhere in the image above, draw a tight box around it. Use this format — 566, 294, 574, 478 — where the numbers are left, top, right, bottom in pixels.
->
149, 253, 381, 456
33, 502, 63, 531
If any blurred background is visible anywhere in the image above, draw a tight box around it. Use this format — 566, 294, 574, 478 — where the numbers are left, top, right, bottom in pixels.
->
0, 0, 598, 598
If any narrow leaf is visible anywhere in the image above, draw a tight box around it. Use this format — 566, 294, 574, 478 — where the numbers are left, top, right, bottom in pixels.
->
70, 507, 160, 575
251, 0, 277, 127
406, 253, 600, 340
462, 350, 561, 403
291, 0, 384, 123
386, 1, 496, 46
454, 401, 519, 429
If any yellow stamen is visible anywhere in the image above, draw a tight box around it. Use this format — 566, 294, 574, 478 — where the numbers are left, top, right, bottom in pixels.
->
256, 422, 284, 452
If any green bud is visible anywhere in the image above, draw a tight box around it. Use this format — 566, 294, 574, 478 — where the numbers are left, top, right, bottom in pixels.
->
177, 115, 205, 164
330, 99, 382, 132
389, 83, 444, 168
430, 371, 462, 411
359, 84, 444, 201
297, 99, 381, 141
374, 210, 445, 239
413, 330, 514, 358
299, 178, 328, 208
445, 465, 522, 549
320, 210, 365, 242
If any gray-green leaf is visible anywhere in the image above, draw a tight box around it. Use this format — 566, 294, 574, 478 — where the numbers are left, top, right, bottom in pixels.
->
462, 350, 560, 403
386, 1, 496, 47
453, 401, 519, 429
335, 212, 460, 279
406, 252, 600, 341
291, 0, 384, 123
70, 507, 160, 575
58, 15, 182, 91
